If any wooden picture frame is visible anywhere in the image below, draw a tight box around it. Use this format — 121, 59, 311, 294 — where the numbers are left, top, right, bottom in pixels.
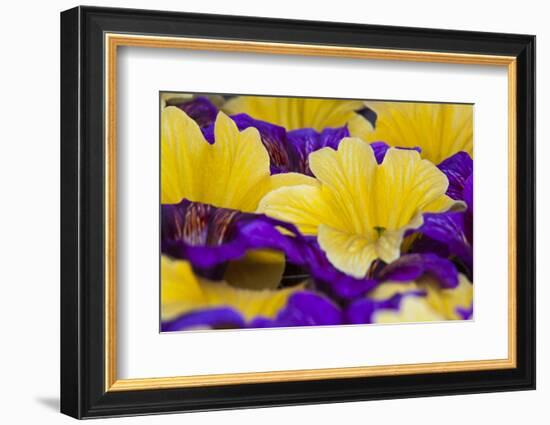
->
60, 5, 535, 419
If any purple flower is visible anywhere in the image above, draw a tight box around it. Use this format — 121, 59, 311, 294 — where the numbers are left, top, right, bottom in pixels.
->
407, 212, 473, 280
345, 292, 424, 324
162, 291, 343, 331
161, 307, 245, 331
203, 113, 293, 174
161, 199, 305, 270
250, 291, 344, 328
438, 151, 473, 201
286, 127, 350, 175
174, 96, 219, 128
374, 253, 459, 289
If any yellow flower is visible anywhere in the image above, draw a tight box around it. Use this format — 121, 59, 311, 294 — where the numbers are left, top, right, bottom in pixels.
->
223, 96, 371, 133
161, 256, 299, 323
258, 138, 462, 278
161, 106, 314, 210
356, 102, 473, 164
370, 274, 473, 323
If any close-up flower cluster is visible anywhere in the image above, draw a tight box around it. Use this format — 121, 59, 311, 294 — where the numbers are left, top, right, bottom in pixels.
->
160, 94, 474, 332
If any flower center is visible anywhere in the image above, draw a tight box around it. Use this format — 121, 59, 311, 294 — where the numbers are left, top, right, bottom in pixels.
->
373, 226, 386, 237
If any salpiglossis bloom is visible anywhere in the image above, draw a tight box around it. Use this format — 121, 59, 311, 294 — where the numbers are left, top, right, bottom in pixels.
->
161, 256, 300, 326
358, 102, 473, 164
161, 256, 343, 331
259, 138, 463, 278
161, 106, 313, 211
223, 96, 372, 134
370, 273, 473, 323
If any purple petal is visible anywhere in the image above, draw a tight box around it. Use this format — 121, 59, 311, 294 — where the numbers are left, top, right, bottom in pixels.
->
286, 126, 349, 175
162, 199, 306, 269
407, 212, 473, 280
161, 307, 245, 331
370, 141, 390, 164
376, 253, 459, 289
175, 96, 219, 128
250, 291, 343, 328
297, 238, 379, 300
463, 174, 473, 244
438, 152, 473, 200
456, 304, 473, 320
463, 174, 473, 211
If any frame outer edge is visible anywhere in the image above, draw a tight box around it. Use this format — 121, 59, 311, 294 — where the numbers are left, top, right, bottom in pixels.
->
62, 5, 536, 418
60, 6, 83, 419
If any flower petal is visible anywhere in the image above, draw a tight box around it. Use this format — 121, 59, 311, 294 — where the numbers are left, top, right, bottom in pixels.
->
161, 106, 208, 204
250, 291, 343, 327
223, 96, 367, 131
376, 253, 459, 289
317, 225, 378, 278
409, 212, 473, 279
438, 151, 473, 200
257, 183, 335, 235
174, 96, 219, 127
162, 199, 306, 269
161, 256, 299, 328
360, 102, 473, 164
286, 126, 349, 174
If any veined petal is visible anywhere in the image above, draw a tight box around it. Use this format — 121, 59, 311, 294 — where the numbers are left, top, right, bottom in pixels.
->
317, 225, 378, 278
373, 296, 445, 323
223, 96, 368, 132
250, 291, 343, 328
359, 101, 473, 164
365, 273, 472, 323
438, 151, 474, 201
203, 113, 292, 174
261, 142, 460, 278
174, 96, 219, 127
309, 138, 377, 236
162, 199, 306, 269
257, 183, 334, 235
161, 106, 208, 204
376, 148, 454, 229
162, 108, 306, 212
206, 112, 271, 211
286, 126, 350, 175
161, 256, 299, 327
376, 253, 459, 289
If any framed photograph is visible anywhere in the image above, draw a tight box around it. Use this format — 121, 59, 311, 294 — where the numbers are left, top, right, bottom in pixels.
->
60, 6, 535, 419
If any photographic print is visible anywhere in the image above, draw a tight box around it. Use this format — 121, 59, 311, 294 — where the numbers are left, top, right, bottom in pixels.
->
160, 93, 474, 332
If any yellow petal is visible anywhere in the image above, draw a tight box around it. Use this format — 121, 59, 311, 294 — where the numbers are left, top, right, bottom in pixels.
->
161, 256, 205, 321
161, 256, 299, 322
317, 225, 378, 278
309, 138, 377, 236
161, 106, 208, 204
369, 274, 473, 322
268, 172, 319, 192
205, 112, 271, 211
258, 183, 332, 235
359, 102, 473, 164
224, 250, 286, 290
423, 274, 473, 319
375, 148, 452, 229
368, 281, 419, 300
223, 96, 368, 132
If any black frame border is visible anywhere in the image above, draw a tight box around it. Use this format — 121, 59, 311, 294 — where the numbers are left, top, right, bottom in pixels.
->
60, 6, 535, 419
